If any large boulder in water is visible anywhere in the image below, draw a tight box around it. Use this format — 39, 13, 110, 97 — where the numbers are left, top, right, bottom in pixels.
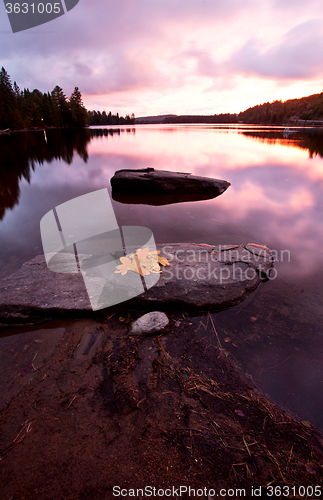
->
111, 168, 231, 205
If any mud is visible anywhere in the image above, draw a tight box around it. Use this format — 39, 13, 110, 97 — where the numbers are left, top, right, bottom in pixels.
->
0, 313, 322, 499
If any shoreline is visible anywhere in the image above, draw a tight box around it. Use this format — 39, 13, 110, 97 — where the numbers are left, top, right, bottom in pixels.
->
2, 122, 323, 135
0, 313, 322, 497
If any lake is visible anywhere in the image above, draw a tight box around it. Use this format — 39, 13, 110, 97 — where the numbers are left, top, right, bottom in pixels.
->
1, 124, 323, 429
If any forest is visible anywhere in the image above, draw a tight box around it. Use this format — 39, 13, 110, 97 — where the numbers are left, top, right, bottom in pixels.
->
238, 92, 323, 124
0, 67, 89, 129
163, 113, 238, 124
162, 93, 323, 125
0, 67, 136, 130
88, 110, 135, 126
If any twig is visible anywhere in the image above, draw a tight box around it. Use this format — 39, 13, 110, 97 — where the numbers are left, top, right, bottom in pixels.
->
59, 345, 71, 361
242, 436, 251, 456
261, 444, 286, 483
66, 395, 77, 409
262, 356, 293, 371
0, 418, 35, 456
173, 476, 204, 485
209, 313, 222, 349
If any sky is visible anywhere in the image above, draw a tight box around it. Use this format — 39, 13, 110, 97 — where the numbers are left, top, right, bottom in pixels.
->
1, 0, 323, 116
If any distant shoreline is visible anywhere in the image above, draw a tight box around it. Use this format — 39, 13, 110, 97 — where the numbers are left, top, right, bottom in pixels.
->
2, 121, 323, 136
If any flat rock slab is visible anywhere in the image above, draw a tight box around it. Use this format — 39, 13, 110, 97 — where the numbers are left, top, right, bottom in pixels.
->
0, 243, 273, 322
111, 168, 231, 205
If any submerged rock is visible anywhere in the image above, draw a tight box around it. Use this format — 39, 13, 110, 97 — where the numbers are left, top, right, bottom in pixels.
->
111, 168, 230, 205
129, 311, 169, 335
0, 243, 274, 322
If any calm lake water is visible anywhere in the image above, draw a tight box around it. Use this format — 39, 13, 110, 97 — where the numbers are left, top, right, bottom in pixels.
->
1, 124, 323, 429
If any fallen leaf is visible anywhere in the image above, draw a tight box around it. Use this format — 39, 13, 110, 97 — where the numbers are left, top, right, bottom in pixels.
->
114, 248, 169, 277
119, 317, 126, 322
224, 336, 231, 343
136, 247, 150, 260
115, 256, 137, 275
305, 462, 316, 474
174, 321, 181, 327
301, 420, 312, 428
234, 409, 245, 417
158, 256, 170, 266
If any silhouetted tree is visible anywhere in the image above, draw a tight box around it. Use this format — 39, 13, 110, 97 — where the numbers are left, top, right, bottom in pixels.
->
69, 87, 89, 127
0, 67, 23, 129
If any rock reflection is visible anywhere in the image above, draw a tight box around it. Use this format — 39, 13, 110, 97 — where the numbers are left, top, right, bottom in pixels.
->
113, 190, 226, 206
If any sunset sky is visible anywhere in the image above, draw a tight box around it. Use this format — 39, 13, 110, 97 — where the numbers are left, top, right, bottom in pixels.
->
1, 0, 323, 116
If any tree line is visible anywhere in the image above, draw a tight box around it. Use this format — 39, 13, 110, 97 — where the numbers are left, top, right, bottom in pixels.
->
163, 113, 238, 124
2, 65, 323, 129
88, 110, 135, 126
0, 67, 137, 130
0, 67, 89, 130
161, 92, 323, 125
238, 92, 323, 125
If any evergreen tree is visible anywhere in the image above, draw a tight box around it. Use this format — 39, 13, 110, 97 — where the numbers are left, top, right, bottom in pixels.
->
51, 85, 71, 127
69, 87, 89, 127
0, 67, 14, 91
0, 67, 23, 129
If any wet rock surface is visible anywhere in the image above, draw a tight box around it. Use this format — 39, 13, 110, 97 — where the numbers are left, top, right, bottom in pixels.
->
111, 167, 231, 205
0, 243, 274, 323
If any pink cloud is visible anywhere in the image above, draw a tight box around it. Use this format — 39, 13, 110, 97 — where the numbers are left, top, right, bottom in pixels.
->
228, 19, 323, 79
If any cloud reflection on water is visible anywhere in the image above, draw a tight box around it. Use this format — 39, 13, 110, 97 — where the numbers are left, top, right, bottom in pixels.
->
2, 125, 323, 429
0, 126, 323, 281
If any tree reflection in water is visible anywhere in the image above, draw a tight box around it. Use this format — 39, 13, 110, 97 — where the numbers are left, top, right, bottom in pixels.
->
0, 128, 130, 221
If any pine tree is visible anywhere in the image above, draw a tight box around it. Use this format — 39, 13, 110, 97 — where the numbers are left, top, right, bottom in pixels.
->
51, 85, 71, 127
0, 67, 23, 129
69, 87, 89, 127
0, 67, 14, 91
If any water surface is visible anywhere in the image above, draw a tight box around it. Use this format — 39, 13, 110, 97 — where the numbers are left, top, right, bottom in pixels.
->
0, 124, 323, 428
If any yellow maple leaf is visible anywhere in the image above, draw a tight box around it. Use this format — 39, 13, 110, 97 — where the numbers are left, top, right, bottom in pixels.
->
136, 247, 150, 260
114, 248, 170, 276
115, 256, 137, 275
158, 256, 170, 267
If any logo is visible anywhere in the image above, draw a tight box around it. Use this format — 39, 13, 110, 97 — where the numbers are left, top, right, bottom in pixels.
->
4, 0, 79, 33
40, 189, 160, 311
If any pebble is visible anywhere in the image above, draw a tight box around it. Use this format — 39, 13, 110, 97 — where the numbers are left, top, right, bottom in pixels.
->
130, 311, 169, 335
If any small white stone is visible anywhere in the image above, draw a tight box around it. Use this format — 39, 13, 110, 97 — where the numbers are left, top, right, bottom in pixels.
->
130, 311, 169, 335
